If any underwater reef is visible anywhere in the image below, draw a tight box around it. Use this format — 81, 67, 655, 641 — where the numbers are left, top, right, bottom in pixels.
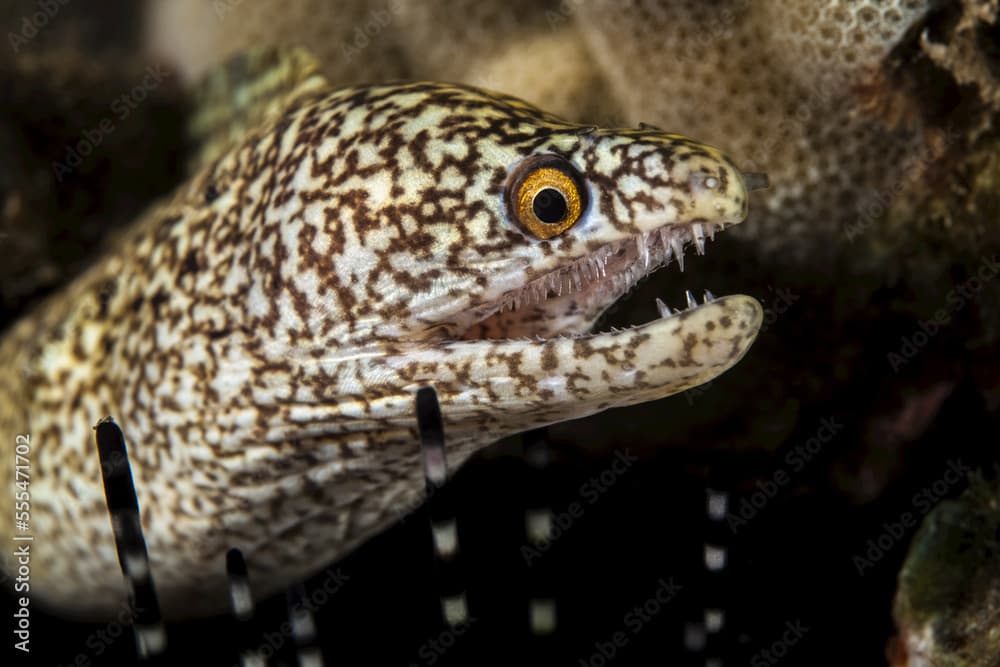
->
1, 1, 998, 664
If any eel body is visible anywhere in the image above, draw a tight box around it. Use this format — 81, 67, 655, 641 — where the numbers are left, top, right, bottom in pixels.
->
0, 74, 763, 617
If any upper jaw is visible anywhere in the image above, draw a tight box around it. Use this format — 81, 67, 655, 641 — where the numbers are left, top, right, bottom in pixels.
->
503, 219, 730, 310
431, 163, 768, 343
452, 218, 736, 342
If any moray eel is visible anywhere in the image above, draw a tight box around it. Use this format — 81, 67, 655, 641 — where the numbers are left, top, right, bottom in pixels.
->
0, 52, 764, 618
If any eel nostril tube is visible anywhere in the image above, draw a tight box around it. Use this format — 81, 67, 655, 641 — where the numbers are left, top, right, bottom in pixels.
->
743, 172, 769, 192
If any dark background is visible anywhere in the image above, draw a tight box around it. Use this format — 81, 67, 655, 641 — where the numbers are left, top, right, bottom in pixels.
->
3, 1, 1000, 665
3, 366, 996, 666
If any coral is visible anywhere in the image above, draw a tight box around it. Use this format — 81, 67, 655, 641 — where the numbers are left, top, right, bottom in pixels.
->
761, 0, 933, 91
144, 0, 1000, 269
146, 0, 617, 124
392, 0, 618, 121
5, 3, 1000, 661
893, 476, 1000, 666
570, 0, 936, 260
921, 0, 1000, 111
144, 0, 410, 87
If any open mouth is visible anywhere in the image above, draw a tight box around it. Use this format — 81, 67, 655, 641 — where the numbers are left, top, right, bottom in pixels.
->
458, 220, 737, 342
450, 170, 768, 342
504, 221, 724, 309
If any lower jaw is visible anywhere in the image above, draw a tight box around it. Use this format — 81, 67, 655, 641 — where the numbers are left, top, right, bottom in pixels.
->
402, 294, 762, 417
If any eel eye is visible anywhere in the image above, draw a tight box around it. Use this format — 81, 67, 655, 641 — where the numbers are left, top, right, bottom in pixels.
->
506, 155, 587, 239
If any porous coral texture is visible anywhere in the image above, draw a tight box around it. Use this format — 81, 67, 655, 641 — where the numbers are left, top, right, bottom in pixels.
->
571, 0, 936, 261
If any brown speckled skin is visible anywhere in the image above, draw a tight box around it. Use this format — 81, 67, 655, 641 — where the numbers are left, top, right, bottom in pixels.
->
0, 82, 761, 618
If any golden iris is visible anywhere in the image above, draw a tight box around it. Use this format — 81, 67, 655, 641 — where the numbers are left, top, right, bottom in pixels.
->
507, 156, 586, 239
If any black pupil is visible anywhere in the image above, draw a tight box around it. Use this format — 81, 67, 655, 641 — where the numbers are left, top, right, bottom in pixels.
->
532, 188, 568, 224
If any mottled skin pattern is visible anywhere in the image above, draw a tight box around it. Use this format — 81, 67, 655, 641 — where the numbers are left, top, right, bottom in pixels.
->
0, 82, 762, 618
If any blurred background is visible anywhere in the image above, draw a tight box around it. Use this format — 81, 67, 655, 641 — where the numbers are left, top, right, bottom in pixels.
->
2, 1, 1000, 665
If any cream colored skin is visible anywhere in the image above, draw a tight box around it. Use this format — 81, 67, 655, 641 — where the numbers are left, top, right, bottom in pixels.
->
0, 81, 761, 618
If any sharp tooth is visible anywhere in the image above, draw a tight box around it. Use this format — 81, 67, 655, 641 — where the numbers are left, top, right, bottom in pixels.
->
557, 275, 564, 297
639, 233, 650, 270
685, 290, 697, 309
708, 224, 716, 242
659, 229, 673, 261
670, 236, 685, 272
655, 297, 671, 318
572, 267, 582, 291
704, 289, 716, 303
692, 224, 706, 255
